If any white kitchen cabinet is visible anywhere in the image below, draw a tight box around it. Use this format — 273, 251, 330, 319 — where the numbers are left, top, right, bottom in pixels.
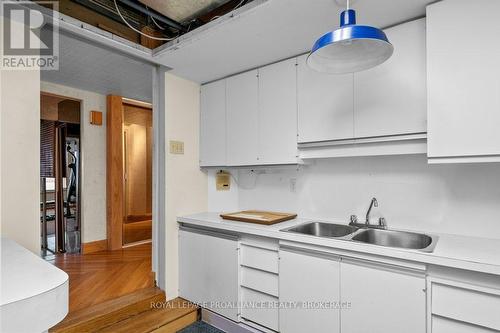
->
354, 18, 427, 138
429, 277, 500, 332
340, 259, 426, 333
200, 80, 226, 166
226, 70, 259, 166
179, 228, 239, 321
258, 58, 298, 164
239, 238, 280, 331
279, 248, 340, 333
432, 316, 497, 333
297, 54, 354, 143
427, 0, 500, 163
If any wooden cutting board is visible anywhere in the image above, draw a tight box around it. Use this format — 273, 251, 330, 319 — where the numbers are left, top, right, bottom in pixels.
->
220, 210, 297, 225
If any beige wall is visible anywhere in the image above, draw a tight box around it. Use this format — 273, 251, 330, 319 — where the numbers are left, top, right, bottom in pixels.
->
164, 73, 207, 299
40, 81, 107, 243
0, 69, 41, 253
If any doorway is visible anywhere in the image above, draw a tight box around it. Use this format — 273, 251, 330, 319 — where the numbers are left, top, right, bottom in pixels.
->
123, 101, 153, 245
40, 93, 82, 256
107, 96, 153, 249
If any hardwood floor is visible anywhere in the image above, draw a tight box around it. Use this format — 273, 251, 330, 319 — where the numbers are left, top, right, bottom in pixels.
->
49, 243, 154, 313
50, 288, 198, 333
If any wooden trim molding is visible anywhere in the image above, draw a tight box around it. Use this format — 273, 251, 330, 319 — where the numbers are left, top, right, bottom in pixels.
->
82, 239, 107, 254
107, 95, 125, 250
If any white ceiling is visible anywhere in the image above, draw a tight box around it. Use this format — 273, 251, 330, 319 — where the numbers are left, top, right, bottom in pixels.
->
42, 31, 154, 102
153, 0, 437, 84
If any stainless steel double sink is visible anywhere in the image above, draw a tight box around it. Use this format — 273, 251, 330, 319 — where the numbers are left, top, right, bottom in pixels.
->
281, 222, 438, 252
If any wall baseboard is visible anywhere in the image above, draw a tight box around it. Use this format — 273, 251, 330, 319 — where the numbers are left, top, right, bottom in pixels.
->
82, 239, 107, 254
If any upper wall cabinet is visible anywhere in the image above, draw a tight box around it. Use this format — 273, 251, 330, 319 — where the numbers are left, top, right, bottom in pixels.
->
427, 0, 500, 163
354, 18, 427, 138
226, 70, 260, 166
201, 59, 298, 167
297, 54, 354, 143
258, 58, 298, 165
200, 80, 226, 167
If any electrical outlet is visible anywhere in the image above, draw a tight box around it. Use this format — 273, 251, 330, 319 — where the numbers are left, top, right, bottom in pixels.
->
290, 178, 297, 193
216, 171, 230, 191
169, 140, 184, 154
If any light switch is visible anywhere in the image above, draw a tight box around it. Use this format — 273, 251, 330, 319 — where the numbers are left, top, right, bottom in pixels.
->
169, 140, 184, 154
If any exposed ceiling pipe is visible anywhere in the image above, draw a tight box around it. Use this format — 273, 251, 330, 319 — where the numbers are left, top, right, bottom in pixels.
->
117, 0, 187, 32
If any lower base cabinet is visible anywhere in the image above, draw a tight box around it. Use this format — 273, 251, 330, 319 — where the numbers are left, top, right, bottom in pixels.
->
179, 228, 239, 321
279, 246, 426, 333
340, 259, 426, 333
178, 228, 499, 333
432, 316, 497, 333
279, 248, 341, 333
429, 275, 500, 332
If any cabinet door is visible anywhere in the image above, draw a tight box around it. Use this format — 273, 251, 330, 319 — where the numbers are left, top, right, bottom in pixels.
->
200, 80, 226, 166
297, 54, 354, 143
354, 18, 427, 138
179, 229, 239, 321
226, 70, 259, 165
427, 0, 500, 159
340, 260, 426, 333
279, 249, 340, 333
258, 58, 298, 164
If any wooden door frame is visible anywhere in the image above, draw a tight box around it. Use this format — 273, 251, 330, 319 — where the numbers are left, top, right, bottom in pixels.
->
106, 95, 125, 250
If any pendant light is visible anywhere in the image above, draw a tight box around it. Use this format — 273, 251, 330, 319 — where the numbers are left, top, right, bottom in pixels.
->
307, 0, 393, 74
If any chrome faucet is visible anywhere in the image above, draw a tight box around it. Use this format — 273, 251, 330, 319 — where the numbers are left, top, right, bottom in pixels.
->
349, 197, 387, 230
366, 197, 378, 224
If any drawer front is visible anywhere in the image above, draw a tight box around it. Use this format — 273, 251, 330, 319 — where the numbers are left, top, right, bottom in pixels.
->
432, 283, 500, 330
432, 316, 497, 333
241, 244, 278, 274
241, 266, 278, 297
241, 287, 279, 331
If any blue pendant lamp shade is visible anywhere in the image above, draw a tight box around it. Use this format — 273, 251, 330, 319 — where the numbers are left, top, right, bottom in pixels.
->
307, 8, 393, 74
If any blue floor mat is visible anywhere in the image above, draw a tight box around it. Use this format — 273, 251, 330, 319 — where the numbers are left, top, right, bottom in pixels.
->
178, 321, 225, 333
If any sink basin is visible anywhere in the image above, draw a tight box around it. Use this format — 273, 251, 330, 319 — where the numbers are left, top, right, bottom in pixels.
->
352, 229, 435, 250
283, 222, 357, 238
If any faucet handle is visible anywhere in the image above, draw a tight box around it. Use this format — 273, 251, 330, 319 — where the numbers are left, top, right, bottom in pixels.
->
349, 215, 358, 225
378, 217, 387, 229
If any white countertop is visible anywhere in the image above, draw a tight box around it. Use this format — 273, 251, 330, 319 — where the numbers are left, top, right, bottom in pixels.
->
1, 237, 69, 332
178, 212, 500, 276
0, 237, 68, 305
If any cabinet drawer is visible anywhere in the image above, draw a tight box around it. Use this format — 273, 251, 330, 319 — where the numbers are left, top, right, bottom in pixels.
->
241, 266, 278, 297
432, 283, 500, 330
240, 244, 278, 274
241, 287, 279, 331
432, 316, 497, 333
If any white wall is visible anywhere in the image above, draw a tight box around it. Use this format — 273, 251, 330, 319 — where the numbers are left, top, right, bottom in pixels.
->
0, 69, 41, 253
40, 81, 107, 243
165, 73, 208, 299
208, 155, 500, 240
